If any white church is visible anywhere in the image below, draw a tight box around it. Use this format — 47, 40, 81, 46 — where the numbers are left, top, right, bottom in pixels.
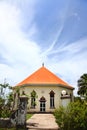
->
13, 65, 74, 112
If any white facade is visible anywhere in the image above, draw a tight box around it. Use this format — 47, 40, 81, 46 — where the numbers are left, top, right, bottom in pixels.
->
14, 84, 73, 112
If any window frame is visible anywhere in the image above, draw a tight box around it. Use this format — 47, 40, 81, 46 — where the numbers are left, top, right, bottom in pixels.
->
49, 90, 55, 109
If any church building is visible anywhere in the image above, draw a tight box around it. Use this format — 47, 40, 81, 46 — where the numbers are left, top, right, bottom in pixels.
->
13, 65, 74, 113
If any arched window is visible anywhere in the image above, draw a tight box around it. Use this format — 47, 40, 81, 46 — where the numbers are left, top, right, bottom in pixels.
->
49, 90, 55, 108
31, 90, 37, 108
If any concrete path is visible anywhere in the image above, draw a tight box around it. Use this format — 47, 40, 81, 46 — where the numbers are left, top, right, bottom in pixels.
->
26, 114, 59, 130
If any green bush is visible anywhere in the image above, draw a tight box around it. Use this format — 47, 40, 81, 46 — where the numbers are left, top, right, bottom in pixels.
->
0, 107, 11, 118
54, 101, 87, 130
0, 83, 13, 118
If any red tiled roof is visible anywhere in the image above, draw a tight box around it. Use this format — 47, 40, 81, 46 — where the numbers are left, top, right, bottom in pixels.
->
16, 66, 74, 90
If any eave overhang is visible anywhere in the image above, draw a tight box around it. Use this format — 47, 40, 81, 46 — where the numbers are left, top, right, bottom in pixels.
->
13, 83, 74, 90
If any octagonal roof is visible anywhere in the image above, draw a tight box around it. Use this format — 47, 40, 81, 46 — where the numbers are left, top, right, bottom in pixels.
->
16, 65, 74, 90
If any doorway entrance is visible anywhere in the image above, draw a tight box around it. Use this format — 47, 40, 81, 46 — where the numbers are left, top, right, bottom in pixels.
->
40, 96, 46, 112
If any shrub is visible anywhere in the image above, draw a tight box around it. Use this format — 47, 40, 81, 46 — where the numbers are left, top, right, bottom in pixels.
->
54, 101, 87, 130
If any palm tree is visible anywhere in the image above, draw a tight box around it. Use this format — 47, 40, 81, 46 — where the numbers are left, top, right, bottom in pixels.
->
77, 73, 87, 99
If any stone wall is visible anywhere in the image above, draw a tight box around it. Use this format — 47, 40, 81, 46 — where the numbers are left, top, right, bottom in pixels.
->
0, 118, 13, 128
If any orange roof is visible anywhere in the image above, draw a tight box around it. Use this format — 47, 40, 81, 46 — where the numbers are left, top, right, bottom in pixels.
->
16, 66, 74, 90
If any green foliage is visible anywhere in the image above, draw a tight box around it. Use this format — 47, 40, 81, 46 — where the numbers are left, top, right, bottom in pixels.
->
54, 106, 65, 129
0, 107, 11, 118
30, 90, 38, 108
26, 113, 33, 120
54, 101, 87, 130
77, 73, 87, 100
0, 82, 13, 118
74, 96, 82, 102
31, 90, 37, 98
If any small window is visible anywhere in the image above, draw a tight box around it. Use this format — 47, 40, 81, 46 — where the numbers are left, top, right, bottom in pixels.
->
49, 91, 55, 108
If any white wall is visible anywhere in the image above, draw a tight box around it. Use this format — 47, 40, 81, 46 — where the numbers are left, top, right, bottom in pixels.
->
14, 85, 73, 112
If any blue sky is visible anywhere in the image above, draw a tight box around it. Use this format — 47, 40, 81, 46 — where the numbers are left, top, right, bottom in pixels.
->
0, 0, 87, 95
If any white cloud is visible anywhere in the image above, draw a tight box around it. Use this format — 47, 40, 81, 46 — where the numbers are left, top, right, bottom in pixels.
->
0, 0, 42, 85
0, 0, 87, 97
42, 38, 87, 95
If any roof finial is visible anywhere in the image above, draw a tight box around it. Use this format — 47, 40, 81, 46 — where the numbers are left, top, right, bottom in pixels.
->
42, 62, 44, 67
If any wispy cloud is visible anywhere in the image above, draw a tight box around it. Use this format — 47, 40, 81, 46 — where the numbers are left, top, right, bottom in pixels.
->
0, 0, 87, 96
0, 0, 41, 84
43, 38, 87, 95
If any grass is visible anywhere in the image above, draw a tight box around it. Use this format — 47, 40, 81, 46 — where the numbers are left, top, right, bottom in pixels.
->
26, 113, 33, 120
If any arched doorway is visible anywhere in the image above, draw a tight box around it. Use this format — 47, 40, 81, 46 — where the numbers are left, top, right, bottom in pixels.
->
40, 96, 46, 112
